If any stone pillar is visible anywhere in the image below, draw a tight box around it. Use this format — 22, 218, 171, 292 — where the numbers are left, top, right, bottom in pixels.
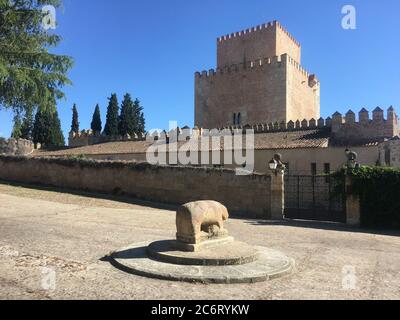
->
345, 175, 361, 227
270, 170, 285, 220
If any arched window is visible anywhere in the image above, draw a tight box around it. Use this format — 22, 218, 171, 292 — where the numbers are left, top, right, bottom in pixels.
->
237, 113, 241, 125
233, 113, 237, 125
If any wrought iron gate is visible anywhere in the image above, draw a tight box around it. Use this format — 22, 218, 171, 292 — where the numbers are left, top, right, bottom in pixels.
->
284, 175, 346, 223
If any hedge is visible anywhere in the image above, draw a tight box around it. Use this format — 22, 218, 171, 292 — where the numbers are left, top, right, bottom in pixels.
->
343, 166, 400, 229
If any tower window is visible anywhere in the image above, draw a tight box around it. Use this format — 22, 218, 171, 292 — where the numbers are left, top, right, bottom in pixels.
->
237, 113, 241, 125
233, 113, 237, 125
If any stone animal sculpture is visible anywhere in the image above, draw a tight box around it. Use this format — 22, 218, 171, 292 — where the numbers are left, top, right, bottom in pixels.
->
176, 200, 229, 244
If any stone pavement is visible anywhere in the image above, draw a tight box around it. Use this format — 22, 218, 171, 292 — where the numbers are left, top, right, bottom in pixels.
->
0, 182, 399, 300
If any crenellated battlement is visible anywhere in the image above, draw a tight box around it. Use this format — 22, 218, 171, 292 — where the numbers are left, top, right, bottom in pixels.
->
195, 53, 318, 87
196, 54, 284, 79
148, 107, 399, 144
217, 21, 276, 43
217, 20, 300, 48
287, 55, 314, 79
197, 20, 315, 128
330, 107, 400, 141
69, 107, 399, 148
68, 130, 146, 148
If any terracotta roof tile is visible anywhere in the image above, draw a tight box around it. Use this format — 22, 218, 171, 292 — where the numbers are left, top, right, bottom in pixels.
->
33, 129, 335, 157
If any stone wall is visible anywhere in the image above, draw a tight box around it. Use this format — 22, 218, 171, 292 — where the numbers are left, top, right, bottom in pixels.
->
69, 130, 145, 148
195, 55, 287, 128
41, 145, 380, 176
195, 21, 319, 130
286, 56, 320, 122
379, 137, 400, 168
217, 21, 301, 68
195, 54, 320, 129
0, 156, 272, 217
332, 107, 399, 142
0, 138, 34, 156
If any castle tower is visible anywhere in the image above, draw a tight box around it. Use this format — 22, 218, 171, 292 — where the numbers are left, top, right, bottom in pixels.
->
217, 21, 301, 68
195, 21, 320, 129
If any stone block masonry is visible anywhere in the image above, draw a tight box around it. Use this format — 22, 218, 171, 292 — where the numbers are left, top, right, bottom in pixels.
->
0, 156, 272, 218
195, 54, 320, 129
0, 138, 34, 156
217, 21, 301, 68
195, 21, 320, 129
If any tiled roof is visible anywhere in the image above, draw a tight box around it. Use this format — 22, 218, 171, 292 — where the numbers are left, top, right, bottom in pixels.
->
253, 129, 330, 150
33, 140, 154, 157
330, 137, 385, 147
32, 129, 382, 158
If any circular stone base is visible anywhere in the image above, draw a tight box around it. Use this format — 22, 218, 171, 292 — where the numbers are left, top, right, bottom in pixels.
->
109, 242, 295, 284
147, 240, 259, 266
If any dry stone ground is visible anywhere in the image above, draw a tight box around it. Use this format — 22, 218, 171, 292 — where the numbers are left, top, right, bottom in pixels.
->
0, 182, 399, 300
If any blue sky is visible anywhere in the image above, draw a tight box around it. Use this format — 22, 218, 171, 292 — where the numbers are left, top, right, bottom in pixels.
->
0, 0, 399, 138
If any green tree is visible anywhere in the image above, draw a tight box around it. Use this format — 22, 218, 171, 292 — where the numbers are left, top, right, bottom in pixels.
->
33, 107, 50, 146
0, 0, 73, 113
32, 105, 64, 147
118, 93, 135, 136
104, 94, 119, 136
20, 107, 34, 140
138, 111, 146, 134
71, 104, 79, 133
11, 112, 22, 139
51, 109, 65, 146
132, 98, 145, 134
90, 104, 102, 133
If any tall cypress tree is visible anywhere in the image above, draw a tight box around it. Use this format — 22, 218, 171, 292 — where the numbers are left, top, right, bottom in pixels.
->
91, 104, 102, 133
119, 94, 135, 136
20, 107, 34, 140
71, 104, 79, 133
33, 108, 45, 145
51, 110, 65, 147
11, 113, 22, 139
132, 98, 145, 134
33, 106, 65, 147
104, 94, 119, 136
33, 107, 50, 146
138, 112, 146, 134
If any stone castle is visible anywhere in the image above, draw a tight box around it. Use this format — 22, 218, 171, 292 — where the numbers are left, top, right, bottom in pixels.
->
63, 21, 400, 173
195, 21, 320, 129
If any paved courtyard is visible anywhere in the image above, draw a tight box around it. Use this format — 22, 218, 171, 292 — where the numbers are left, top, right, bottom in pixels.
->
0, 182, 399, 300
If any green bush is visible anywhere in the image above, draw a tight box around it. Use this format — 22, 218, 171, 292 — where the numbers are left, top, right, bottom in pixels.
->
345, 166, 400, 229
66, 154, 87, 161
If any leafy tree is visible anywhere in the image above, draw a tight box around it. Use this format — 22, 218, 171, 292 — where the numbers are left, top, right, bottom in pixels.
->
32, 105, 64, 147
20, 106, 35, 140
71, 104, 79, 133
118, 93, 135, 136
11, 112, 22, 139
90, 104, 102, 133
104, 94, 119, 136
0, 0, 73, 113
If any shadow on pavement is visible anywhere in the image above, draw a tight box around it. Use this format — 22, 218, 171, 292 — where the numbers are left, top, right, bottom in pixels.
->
0, 179, 179, 212
2, 180, 399, 238
245, 219, 400, 237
